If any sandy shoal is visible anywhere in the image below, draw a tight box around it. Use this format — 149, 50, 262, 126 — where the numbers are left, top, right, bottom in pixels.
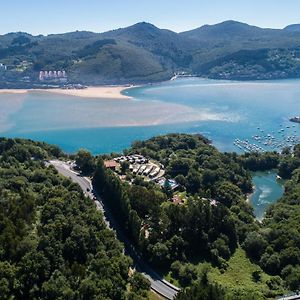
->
0, 86, 133, 99
0, 89, 28, 94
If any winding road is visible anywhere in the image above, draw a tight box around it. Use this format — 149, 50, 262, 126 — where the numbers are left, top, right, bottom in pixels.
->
49, 160, 180, 299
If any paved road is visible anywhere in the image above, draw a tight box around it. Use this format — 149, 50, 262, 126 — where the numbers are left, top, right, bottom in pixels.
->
278, 295, 300, 300
49, 160, 180, 300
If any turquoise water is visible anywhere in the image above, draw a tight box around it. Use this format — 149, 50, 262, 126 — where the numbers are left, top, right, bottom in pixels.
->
2, 78, 300, 154
250, 172, 284, 221
1, 77, 297, 218
125, 78, 300, 153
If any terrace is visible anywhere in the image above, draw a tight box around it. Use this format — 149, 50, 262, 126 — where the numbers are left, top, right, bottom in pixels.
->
113, 154, 165, 181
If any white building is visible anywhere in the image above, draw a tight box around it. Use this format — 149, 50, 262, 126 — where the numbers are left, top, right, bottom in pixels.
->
0, 63, 7, 70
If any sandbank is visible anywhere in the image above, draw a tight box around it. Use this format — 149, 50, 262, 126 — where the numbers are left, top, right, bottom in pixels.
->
0, 86, 133, 99
0, 89, 28, 94
42, 86, 132, 99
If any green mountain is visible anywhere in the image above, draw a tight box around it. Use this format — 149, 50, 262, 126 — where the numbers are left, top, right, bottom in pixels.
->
193, 48, 300, 80
101, 22, 195, 67
180, 20, 275, 40
1, 20, 300, 86
182, 21, 300, 75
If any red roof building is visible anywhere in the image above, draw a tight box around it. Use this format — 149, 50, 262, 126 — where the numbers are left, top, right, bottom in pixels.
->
104, 160, 118, 170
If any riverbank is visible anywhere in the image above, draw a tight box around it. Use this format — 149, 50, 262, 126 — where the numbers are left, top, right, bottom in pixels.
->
0, 86, 133, 99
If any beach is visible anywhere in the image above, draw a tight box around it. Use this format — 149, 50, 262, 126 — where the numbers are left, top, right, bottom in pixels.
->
0, 86, 132, 99
42, 86, 132, 99
0, 89, 28, 95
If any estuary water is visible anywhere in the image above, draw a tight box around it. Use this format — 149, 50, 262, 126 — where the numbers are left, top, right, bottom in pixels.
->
1, 78, 300, 154
250, 172, 284, 221
1, 77, 298, 217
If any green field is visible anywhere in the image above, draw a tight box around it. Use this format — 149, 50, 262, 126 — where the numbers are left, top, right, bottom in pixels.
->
208, 247, 285, 299
148, 291, 165, 300
165, 247, 286, 299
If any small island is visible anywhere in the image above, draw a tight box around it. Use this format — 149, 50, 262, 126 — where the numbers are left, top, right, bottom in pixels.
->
290, 116, 300, 123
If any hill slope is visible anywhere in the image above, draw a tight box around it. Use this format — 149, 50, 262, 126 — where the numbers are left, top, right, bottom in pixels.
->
2, 21, 300, 86
0, 138, 150, 299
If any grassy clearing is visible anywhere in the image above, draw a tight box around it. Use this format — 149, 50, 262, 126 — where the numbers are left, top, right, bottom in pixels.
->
208, 247, 285, 298
148, 290, 165, 300
164, 246, 286, 298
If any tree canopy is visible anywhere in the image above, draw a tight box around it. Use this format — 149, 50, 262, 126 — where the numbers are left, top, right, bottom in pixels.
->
0, 138, 148, 299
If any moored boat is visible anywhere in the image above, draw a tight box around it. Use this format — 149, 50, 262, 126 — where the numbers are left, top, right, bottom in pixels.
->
290, 116, 300, 123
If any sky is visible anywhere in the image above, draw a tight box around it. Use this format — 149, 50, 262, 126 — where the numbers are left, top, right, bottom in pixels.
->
1, 0, 300, 35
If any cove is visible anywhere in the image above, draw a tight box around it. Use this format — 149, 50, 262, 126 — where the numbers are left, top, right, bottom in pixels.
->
250, 172, 284, 221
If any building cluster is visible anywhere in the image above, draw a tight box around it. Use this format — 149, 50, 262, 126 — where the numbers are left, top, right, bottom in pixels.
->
104, 154, 181, 205
118, 154, 164, 179
104, 154, 166, 180
102, 155, 221, 208
39, 70, 67, 82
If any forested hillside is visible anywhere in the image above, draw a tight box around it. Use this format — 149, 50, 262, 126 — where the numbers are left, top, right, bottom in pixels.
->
2, 21, 300, 86
1, 135, 300, 299
88, 134, 300, 299
243, 146, 300, 291
93, 134, 254, 269
0, 138, 149, 299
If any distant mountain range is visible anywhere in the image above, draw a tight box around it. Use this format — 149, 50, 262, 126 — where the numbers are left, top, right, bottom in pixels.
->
1, 20, 300, 86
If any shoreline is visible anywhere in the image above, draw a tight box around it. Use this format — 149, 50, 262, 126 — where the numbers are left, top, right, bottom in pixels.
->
0, 77, 298, 99
246, 186, 255, 203
0, 86, 134, 99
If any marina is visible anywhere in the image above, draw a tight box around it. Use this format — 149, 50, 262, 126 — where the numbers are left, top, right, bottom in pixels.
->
290, 116, 300, 123
233, 124, 300, 153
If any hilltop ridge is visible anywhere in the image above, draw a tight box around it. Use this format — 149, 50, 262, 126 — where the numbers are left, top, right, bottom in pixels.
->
2, 20, 300, 87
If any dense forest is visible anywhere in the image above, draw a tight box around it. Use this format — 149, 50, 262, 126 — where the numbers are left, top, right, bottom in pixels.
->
90, 134, 300, 299
1, 134, 300, 299
0, 138, 149, 299
195, 48, 300, 80
244, 146, 300, 291
94, 134, 254, 268
2, 21, 300, 86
